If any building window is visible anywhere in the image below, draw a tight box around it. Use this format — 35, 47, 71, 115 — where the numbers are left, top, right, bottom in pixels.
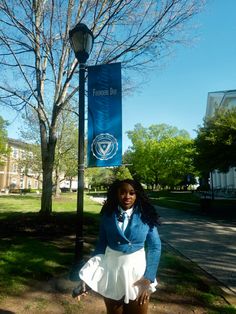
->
10, 179, 17, 189
21, 150, 26, 159
12, 148, 18, 159
12, 164, 17, 173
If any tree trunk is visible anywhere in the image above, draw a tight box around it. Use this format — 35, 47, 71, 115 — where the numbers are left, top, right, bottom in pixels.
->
54, 164, 61, 197
40, 159, 54, 217
39, 123, 57, 217
55, 177, 61, 197
69, 177, 73, 192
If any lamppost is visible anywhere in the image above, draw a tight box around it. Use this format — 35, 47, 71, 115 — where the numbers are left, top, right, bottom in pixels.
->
69, 23, 94, 279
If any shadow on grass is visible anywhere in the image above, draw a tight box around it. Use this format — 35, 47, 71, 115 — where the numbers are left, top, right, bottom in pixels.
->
0, 210, 101, 296
0, 236, 73, 296
0, 211, 100, 237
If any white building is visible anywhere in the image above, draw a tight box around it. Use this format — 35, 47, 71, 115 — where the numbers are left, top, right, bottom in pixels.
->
205, 90, 236, 191
60, 180, 78, 191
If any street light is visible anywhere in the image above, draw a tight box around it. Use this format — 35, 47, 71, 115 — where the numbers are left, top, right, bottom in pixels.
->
69, 23, 94, 63
69, 23, 94, 280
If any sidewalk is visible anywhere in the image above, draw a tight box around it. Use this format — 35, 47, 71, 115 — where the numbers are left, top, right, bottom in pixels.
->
156, 205, 236, 305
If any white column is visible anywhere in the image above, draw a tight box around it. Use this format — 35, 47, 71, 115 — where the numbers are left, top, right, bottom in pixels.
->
233, 167, 236, 188
217, 171, 221, 188
212, 171, 217, 189
221, 172, 227, 189
226, 168, 234, 189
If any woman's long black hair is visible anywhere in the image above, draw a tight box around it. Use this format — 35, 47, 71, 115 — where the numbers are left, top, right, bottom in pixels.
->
100, 179, 161, 227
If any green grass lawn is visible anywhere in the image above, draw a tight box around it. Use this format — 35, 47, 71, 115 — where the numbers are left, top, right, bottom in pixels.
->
0, 192, 101, 214
148, 190, 201, 203
148, 190, 236, 217
0, 194, 41, 213
0, 193, 236, 313
0, 236, 72, 295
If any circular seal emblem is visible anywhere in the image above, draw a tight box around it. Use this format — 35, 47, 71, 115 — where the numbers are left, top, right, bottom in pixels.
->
91, 133, 118, 160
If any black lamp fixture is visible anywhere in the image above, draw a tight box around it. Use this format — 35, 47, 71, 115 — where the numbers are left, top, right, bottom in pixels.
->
69, 23, 94, 64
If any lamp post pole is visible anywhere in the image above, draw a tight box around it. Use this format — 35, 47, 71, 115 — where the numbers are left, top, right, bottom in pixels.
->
76, 63, 86, 263
69, 23, 94, 279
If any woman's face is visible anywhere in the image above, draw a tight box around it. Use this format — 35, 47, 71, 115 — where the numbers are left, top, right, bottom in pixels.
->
117, 183, 137, 210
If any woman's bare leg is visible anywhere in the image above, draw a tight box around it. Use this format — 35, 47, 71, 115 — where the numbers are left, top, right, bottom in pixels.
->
123, 298, 149, 314
103, 297, 124, 314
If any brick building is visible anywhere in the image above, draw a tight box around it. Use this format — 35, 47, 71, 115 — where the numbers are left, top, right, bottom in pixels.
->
0, 138, 42, 192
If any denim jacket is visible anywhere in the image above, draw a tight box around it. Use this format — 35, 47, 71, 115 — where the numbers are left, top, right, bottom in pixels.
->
93, 206, 161, 282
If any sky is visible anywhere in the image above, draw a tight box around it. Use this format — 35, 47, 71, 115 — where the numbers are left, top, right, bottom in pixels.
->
1, 0, 236, 153
122, 0, 236, 150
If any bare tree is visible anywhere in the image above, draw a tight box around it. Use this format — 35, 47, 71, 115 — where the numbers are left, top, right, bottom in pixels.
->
20, 106, 78, 196
0, 0, 204, 216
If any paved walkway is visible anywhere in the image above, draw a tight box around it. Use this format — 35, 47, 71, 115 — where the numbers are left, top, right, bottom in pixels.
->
156, 206, 236, 298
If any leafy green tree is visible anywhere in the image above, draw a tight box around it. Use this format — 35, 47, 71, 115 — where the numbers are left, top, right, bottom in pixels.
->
86, 166, 132, 191
54, 111, 78, 195
126, 123, 196, 189
112, 165, 132, 181
194, 107, 236, 173
0, 116, 10, 165
86, 167, 114, 190
61, 146, 78, 192
158, 136, 196, 189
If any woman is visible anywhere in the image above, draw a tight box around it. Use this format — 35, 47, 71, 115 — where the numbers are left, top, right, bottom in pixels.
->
79, 179, 161, 314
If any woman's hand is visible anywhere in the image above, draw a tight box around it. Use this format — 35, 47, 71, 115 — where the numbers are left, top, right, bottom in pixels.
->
72, 281, 89, 302
76, 290, 88, 302
133, 277, 151, 305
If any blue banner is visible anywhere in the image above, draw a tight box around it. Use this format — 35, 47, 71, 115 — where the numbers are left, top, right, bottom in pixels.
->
87, 63, 122, 167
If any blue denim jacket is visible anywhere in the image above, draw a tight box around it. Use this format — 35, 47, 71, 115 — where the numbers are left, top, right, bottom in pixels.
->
93, 207, 161, 282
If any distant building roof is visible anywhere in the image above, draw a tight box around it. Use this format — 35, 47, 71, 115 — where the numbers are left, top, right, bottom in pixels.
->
206, 90, 236, 117
8, 138, 29, 149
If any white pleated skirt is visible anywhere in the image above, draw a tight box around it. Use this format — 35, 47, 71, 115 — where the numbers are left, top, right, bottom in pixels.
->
79, 246, 157, 304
